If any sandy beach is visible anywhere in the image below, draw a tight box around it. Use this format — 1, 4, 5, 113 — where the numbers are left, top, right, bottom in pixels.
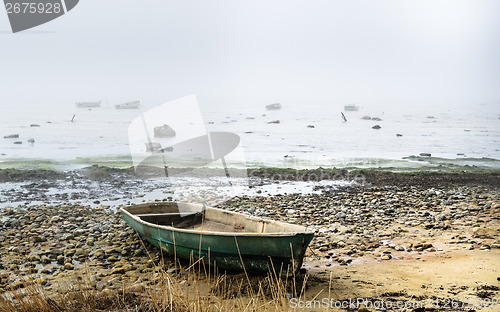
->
0, 168, 499, 311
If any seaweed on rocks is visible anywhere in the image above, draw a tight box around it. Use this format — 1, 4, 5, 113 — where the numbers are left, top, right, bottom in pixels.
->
0, 169, 63, 183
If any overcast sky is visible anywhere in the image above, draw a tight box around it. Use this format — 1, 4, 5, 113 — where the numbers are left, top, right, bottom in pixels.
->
0, 0, 499, 109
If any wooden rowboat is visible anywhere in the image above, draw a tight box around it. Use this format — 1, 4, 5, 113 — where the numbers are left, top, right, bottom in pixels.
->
120, 202, 314, 273
265, 103, 282, 110
76, 101, 101, 108
115, 101, 141, 109
344, 104, 359, 111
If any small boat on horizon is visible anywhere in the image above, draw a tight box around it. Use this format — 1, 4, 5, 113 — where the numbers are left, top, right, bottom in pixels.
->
266, 103, 282, 110
115, 100, 141, 109
121, 202, 314, 273
344, 104, 359, 111
76, 101, 101, 108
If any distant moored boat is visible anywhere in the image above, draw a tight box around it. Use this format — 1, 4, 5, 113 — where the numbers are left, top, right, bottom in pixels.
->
115, 101, 141, 109
76, 101, 101, 108
344, 104, 359, 111
266, 103, 281, 110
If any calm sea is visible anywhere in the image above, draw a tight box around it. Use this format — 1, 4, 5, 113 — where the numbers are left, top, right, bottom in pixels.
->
0, 100, 499, 170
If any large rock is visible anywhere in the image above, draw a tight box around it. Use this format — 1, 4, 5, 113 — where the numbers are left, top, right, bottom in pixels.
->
145, 142, 162, 153
3, 134, 19, 139
153, 124, 176, 138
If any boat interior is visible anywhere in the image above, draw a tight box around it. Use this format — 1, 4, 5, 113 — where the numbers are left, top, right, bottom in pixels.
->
123, 202, 308, 234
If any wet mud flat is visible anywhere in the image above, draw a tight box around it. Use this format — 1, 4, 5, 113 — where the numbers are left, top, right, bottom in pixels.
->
0, 166, 175, 209
1, 165, 499, 209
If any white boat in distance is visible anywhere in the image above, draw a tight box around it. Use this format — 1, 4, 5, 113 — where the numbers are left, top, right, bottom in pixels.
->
344, 104, 359, 111
115, 101, 141, 109
266, 103, 281, 110
76, 101, 101, 108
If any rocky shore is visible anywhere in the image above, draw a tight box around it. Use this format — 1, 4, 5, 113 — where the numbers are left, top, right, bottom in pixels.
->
220, 185, 500, 265
0, 168, 499, 310
0, 204, 168, 295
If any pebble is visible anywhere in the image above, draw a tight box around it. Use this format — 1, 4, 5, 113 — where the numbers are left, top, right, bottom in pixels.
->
111, 267, 126, 275
127, 283, 145, 292
335, 212, 347, 219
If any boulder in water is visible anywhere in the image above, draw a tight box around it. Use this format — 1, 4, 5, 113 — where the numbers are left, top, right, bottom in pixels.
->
145, 142, 162, 152
372, 117, 382, 121
420, 153, 431, 157
267, 120, 280, 124
4, 134, 19, 139
396, 133, 403, 137
372, 125, 381, 129
361, 116, 371, 120
153, 124, 176, 138
13, 141, 22, 144
30, 124, 40, 127
307, 125, 315, 128
28, 138, 35, 143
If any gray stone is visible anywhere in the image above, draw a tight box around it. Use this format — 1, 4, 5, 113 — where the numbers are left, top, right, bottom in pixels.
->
335, 212, 347, 219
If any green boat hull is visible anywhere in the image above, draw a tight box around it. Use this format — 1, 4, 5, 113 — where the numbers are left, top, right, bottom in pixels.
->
121, 209, 314, 273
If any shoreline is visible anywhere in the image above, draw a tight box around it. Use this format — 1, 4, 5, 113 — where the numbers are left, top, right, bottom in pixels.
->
1, 154, 500, 172
1, 164, 500, 183
1, 165, 499, 210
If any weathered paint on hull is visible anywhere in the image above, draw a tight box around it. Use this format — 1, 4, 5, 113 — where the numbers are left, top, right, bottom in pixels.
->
122, 211, 314, 273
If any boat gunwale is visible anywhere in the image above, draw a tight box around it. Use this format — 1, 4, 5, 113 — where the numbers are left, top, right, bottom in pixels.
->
120, 205, 314, 237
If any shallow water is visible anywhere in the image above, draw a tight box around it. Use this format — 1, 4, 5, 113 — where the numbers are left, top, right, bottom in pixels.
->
0, 174, 353, 209
0, 101, 499, 170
